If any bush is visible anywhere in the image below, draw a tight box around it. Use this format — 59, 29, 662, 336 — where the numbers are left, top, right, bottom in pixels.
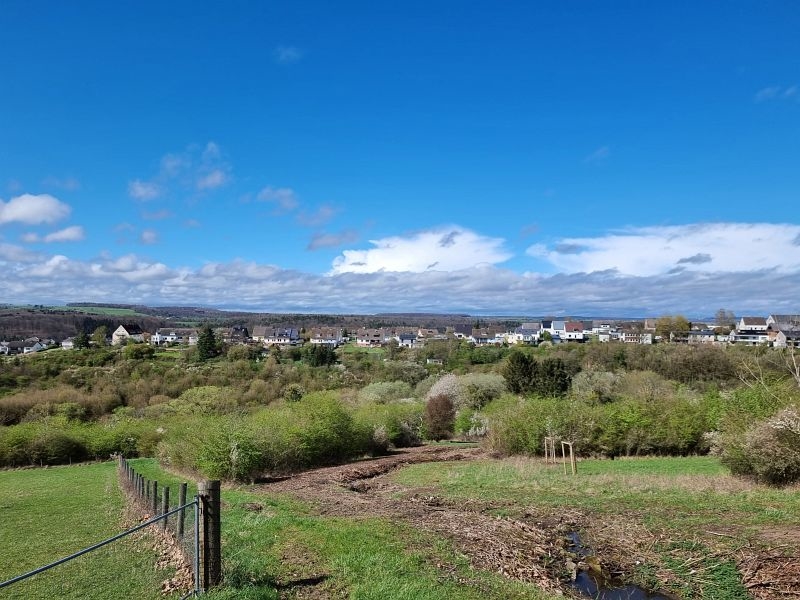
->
721, 405, 800, 485
353, 400, 424, 448
425, 393, 455, 441
357, 381, 413, 404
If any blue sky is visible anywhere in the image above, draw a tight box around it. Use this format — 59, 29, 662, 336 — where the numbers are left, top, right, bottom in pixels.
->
2, 1, 799, 316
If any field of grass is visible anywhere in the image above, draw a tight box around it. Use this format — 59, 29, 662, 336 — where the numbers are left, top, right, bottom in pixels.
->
58, 305, 150, 317
130, 458, 557, 600
0, 462, 180, 599
393, 456, 800, 598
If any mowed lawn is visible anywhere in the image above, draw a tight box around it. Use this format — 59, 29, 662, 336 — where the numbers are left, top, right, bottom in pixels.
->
0, 461, 179, 599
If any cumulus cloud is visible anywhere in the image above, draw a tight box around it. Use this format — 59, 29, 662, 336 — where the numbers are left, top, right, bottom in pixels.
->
5, 248, 800, 316
23, 226, 86, 243
307, 229, 358, 250
128, 180, 162, 201
0, 194, 71, 225
274, 45, 303, 64
528, 223, 800, 277
331, 226, 513, 274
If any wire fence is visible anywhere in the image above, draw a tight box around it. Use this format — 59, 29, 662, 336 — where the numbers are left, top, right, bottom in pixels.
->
0, 458, 220, 599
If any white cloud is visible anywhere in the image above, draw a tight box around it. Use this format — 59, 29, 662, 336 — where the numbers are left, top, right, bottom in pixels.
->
297, 204, 337, 227
4, 238, 800, 316
527, 223, 800, 276
128, 180, 162, 201
274, 45, 303, 64
131, 141, 230, 200
331, 226, 513, 274
0, 194, 71, 225
43, 226, 85, 243
256, 186, 299, 212
196, 169, 228, 191
140, 229, 159, 245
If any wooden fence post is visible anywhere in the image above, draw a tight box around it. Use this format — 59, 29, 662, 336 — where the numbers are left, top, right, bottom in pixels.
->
152, 481, 159, 515
198, 480, 222, 590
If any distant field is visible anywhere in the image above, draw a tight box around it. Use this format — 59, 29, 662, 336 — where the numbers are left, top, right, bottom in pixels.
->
0, 462, 181, 599
57, 305, 150, 317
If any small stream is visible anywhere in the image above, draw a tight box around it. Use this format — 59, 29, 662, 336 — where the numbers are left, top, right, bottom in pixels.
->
566, 532, 673, 600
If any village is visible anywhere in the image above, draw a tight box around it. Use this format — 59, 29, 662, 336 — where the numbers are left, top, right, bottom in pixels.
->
3, 313, 799, 356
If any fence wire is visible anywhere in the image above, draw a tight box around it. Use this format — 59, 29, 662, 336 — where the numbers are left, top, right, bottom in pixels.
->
0, 460, 199, 599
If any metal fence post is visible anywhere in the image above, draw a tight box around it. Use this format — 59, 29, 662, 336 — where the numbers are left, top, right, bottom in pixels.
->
198, 480, 221, 590
178, 483, 187, 538
161, 487, 170, 530
152, 481, 159, 515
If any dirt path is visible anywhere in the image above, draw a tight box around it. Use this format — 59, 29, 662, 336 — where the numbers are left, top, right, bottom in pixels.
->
254, 446, 799, 599
257, 445, 581, 597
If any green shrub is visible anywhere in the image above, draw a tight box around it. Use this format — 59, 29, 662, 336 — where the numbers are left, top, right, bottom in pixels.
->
721, 405, 800, 485
357, 381, 413, 404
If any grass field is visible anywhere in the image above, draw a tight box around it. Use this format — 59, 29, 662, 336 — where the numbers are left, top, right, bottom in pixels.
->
0, 462, 180, 599
130, 457, 558, 600
4, 455, 797, 599
57, 305, 151, 317
393, 456, 800, 598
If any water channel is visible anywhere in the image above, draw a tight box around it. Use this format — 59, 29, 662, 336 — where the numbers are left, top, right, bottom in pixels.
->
566, 532, 674, 600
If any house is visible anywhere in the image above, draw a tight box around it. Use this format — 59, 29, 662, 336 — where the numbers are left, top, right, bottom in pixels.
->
620, 331, 653, 344
737, 317, 768, 332
687, 330, 717, 345
61, 337, 75, 350
397, 332, 418, 348
550, 321, 567, 338
766, 315, 800, 328
730, 317, 770, 345
151, 328, 199, 346
23, 341, 45, 354
356, 328, 385, 347
774, 328, 800, 348
563, 322, 585, 342
224, 326, 250, 344
597, 331, 612, 343
309, 328, 344, 347
509, 324, 540, 345
453, 324, 473, 340
112, 324, 144, 345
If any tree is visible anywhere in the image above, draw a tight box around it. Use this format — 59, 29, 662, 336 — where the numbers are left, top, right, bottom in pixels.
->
715, 308, 736, 329
504, 351, 533, 394
303, 344, 337, 367
425, 393, 455, 440
74, 331, 90, 350
655, 315, 690, 340
91, 326, 108, 347
197, 325, 218, 361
